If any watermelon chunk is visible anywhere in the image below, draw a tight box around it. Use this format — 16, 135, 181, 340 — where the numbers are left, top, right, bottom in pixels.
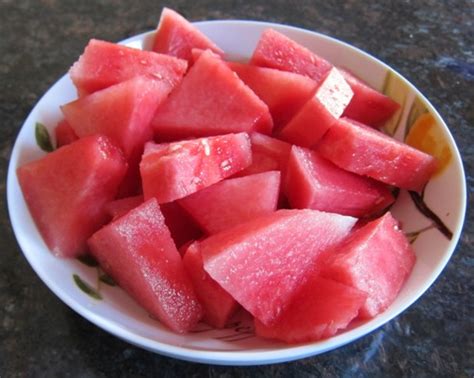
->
17, 135, 127, 258
88, 198, 203, 333
250, 28, 333, 85
140, 133, 252, 203
279, 67, 353, 147
340, 69, 400, 127
106, 194, 202, 247
321, 212, 416, 318
62, 76, 174, 196
183, 242, 239, 328
228, 62, 317, 129
200, 209, 356, 325
54, 119, 78, 148
179, 171, 280, 234
255, 276, 367, 343
285, 146, 394, 217
317, 117, 438, 192
236, 132, 292, 178
152, 7, 224, 62
105, 195, 144, 220
160, 202, 203, 248
151, 50, 273, 140
69, 39, 187, 96
62, 76, 171, 160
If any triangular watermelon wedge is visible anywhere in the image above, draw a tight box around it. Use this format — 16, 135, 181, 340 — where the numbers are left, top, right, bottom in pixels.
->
340, 68, 400, 127
250, 28, 333, 85
279, 67, 353, 147
88, 198, 203, 333
200, 209, 356, 325
152, 7, 224, 62
317, 117, 437, 192
179, 171, 281, 234
62, 76, 171, 160
228, 62, 317, 129
69, 39, 187, 97
321, 212, 416, 318
151, 50, 273, 140
285, 146, 394, 217
140, 133, 252, 203
17, 135, 127, 258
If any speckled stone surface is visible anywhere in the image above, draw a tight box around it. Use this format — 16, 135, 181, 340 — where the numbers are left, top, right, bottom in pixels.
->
1, 0, 472, 376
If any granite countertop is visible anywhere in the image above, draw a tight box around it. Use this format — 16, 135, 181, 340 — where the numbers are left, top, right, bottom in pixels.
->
1, 0, 472, 376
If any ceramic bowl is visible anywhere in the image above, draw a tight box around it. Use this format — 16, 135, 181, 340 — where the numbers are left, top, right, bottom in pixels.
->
7, 20, 466, 365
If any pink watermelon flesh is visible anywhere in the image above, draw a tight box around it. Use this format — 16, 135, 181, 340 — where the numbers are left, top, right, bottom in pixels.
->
250, 28, 333, 85
105, 195, 144, 220
317, 117, 438, 192
285, 146, 394, 217
152, 7, 224, 63
228, 61, 317, 129
179, 171, 281, 234
279, 67, 353, 147
160, 202, 203, 248
236, 132, 292, 179
55, 119, 78, 148
88, 198, 203, 333
255, 276, 367, 343
69, 39, 187, 96
62, 76, 174, 196
106, 193, 202, 247
321, 212, 416, 318
190, 47, 222, 63
151, 50, 273, 140
200, 209, 357, 325
62, 76, 171, 160
340, 68, 400, 127
17, 135, 127, 258
140, 133, 252, 203
183, 242, 240, 328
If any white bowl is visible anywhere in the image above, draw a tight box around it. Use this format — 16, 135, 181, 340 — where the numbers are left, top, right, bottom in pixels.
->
7, 20, 466, 365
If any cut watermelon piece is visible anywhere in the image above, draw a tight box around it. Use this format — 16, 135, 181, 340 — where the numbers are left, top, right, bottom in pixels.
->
317, 117, 438, 192
88, 198, 203, 333
228, 62, 317, 129
140, 133, 252, 203
340, 69, 400, 127
321, 212, 416, 318
106, 193, 202, 247
160, 202, 203, 248
69, 39, 187, 96
183, 242, 239, 328
17, 135, 127, 258
279, 67, 353, 147
62, 76, 174, 196
250, 28, 333, 85
105, 195, 144, 220
54, 119, 78, 148
285, 146, 394, 217
255, 276, 367, 343
236, 132, 292, 178
62, 76, 171, 160
200, 209, 356, 325
152, 7, 224, 62
179, 171, 280, 234
151, 50, 273, 140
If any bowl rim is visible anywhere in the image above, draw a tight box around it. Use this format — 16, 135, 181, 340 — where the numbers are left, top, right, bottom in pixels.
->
7, 19, 467, 365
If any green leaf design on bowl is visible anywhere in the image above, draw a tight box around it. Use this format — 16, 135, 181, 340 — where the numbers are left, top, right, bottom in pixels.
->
35, 122, 54, 152
73, 274, 102, 300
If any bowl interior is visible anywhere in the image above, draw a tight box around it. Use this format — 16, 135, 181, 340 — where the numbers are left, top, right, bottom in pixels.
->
7, 20, 466, 365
